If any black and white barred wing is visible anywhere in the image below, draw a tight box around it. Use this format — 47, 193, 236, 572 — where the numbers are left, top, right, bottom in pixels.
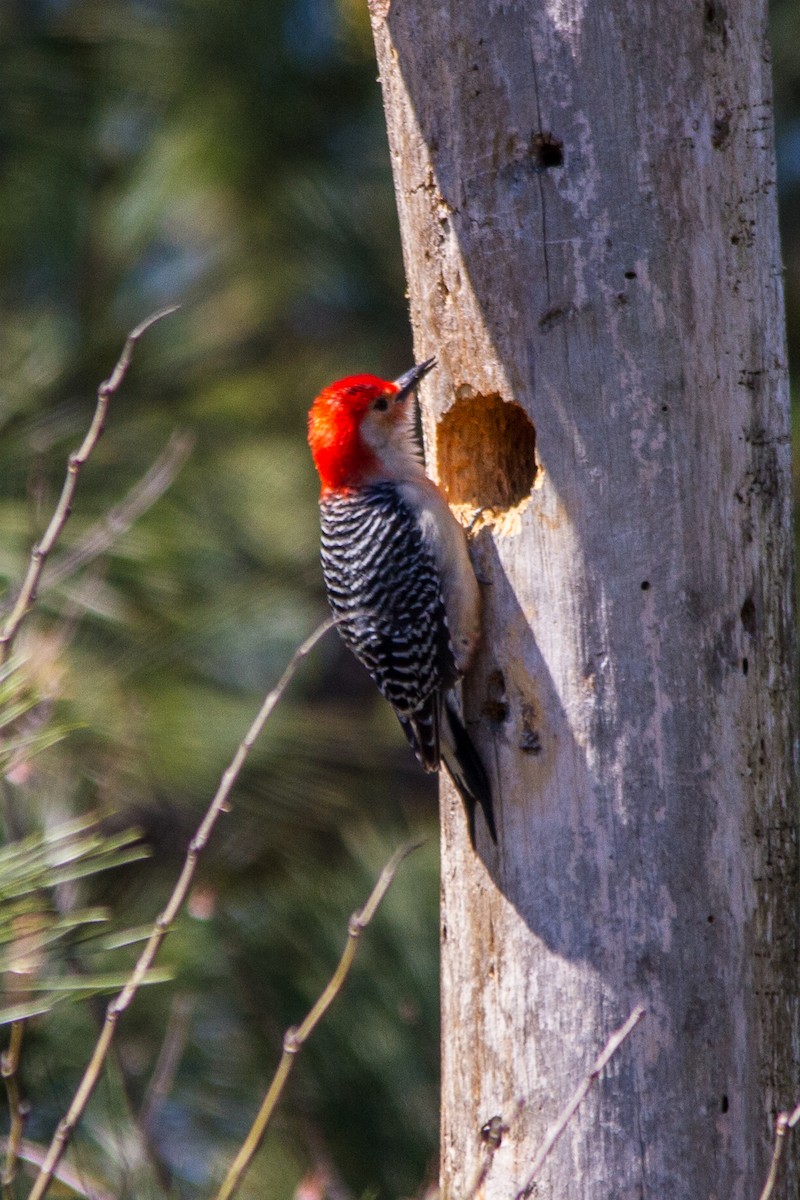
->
320, 483, 457, 769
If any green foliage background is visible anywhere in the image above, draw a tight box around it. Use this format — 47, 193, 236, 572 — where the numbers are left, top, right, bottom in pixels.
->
0, 2, 798, 1197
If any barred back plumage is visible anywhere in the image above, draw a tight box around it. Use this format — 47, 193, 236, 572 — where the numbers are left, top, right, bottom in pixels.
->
320, 483, 458, 770
309, 363, 497, 846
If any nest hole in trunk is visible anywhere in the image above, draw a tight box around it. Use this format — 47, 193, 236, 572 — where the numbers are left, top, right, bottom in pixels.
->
436, 392, 537, 521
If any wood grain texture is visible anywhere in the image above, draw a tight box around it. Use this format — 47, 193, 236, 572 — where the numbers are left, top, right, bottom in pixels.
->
369, 0, 798, 1197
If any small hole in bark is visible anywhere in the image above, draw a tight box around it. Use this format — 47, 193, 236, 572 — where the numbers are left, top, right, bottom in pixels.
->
624, 270, 637, 280
704, 0, 728, 41
437, 392, 537, 514
742, 657, 749, 676
519, 703, 541, 754
712, 108, 731, 149
641, 580, 650, 591
740, 595, 756, 637
539, 303, 576, 332
707, 914, 715, 923
531, 131, 564, 169
720, 1094, 729, 1113
483, 668, 509, 724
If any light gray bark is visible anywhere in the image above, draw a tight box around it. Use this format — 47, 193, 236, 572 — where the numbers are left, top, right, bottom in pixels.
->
369, 1, 798, 1197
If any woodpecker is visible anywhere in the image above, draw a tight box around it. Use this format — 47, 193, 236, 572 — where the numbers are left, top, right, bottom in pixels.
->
307, 358, 497, 846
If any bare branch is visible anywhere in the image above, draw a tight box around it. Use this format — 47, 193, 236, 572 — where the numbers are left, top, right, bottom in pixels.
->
757, 1102, 800, 1200
42, 429, 194, 591
514, 1005, 646, 1200
26, 616, 337, 1200
1, 1137, 115, 1200
212, 840, 422, 1200
758, 1113, 790, 1200
1, 1021, 26, 1197
0, 305, 179, 666
139, 992, 194, 1133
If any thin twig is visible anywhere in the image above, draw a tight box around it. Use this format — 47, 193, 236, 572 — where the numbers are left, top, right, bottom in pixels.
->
758, 1102, 800, 1200
514, 1005, 646, 1200
26, 616, 337, 1200
42, 429, 194, 590
1, 1137, 115, 1200
139, 992, 194, 1132
1, 1021, 27, 1197
0, 305, 179, 666
212, 840, 422, 1200
758, 1113, 790, 1200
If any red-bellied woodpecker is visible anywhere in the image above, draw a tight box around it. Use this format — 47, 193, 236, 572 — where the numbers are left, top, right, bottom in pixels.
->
307, 358, 497, 846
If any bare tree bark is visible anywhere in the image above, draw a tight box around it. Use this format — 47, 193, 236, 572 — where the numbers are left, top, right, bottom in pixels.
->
369, 1, 798, 1197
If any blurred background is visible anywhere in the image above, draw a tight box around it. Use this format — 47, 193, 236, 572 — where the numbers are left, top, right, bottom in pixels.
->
0, 2, 798, 1197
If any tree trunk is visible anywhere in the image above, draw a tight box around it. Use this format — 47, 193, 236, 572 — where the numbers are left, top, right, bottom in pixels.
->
369, 1, 798, 1197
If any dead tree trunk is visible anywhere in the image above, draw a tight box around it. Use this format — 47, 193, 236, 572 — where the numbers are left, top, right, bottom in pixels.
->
369, 1, 798, 1196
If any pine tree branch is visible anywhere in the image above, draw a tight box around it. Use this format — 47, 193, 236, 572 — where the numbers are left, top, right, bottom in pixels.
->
212, 840, 422, 1200
26, 616, 337, 1200
0, 306, 179, 666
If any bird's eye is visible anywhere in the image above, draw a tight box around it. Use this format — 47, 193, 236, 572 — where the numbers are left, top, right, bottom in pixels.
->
374, 396, 390, 412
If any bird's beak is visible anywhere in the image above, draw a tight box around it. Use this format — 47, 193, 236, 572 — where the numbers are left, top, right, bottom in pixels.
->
393, 357, 437, 402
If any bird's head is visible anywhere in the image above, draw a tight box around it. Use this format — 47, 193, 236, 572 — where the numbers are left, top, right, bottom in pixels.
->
308, 358, 436, 493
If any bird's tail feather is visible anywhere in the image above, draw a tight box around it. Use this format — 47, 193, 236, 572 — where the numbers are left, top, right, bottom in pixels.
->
440, 698, 497, 847
398, 699, 439, 773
